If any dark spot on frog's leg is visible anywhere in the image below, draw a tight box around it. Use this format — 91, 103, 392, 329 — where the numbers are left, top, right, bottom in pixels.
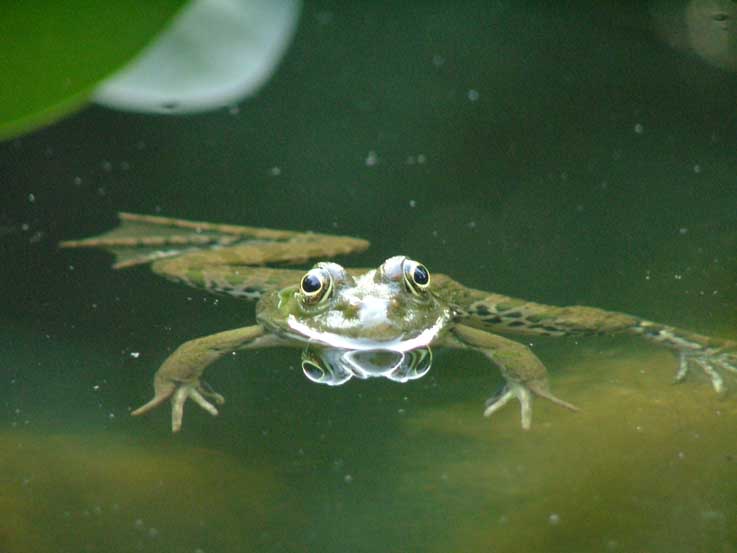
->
527, 312, 556, 323
504, 311, 523, 318
474, 304, 491, 316
485, 316, 503, 324
506, 321, 527, 328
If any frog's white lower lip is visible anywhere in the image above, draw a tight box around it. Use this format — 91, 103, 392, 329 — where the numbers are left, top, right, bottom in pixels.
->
286, 315, 445, 352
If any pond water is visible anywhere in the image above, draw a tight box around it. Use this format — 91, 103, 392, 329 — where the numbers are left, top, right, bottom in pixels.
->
2, 2, 737, 552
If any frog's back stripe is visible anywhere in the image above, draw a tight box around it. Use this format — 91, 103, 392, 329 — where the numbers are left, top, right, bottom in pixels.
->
61, 212, 369, 269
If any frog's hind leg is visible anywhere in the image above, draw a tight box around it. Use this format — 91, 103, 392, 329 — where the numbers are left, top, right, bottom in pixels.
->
61, 212, 369, 269
61, 212, 252, 269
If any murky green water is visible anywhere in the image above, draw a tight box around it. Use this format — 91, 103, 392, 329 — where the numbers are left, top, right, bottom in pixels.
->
2, 2, 737, 552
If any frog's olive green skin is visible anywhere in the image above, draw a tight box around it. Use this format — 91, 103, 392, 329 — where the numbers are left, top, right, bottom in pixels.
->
62, 213, 737, 432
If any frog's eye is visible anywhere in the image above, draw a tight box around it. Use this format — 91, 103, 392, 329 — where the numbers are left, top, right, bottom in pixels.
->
299, 268, 333, 305
402, 259, 430, 295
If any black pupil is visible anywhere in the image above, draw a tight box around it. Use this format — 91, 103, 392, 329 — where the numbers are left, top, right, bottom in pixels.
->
413, 265, 429, 285
302, 273, 322, 293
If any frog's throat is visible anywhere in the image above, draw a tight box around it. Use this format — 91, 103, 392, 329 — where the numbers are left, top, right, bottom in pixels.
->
286, 314, 446, 352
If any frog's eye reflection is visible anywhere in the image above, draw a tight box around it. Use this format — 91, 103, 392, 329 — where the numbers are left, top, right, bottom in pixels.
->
302, 360, 324, 381
403, 259, 430, 295
299, 268, 332, 305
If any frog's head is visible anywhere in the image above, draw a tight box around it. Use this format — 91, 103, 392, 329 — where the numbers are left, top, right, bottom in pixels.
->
257, 256, 454, 351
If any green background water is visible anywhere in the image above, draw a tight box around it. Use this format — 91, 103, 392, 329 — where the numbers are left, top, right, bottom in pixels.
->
2, 2, 737, 552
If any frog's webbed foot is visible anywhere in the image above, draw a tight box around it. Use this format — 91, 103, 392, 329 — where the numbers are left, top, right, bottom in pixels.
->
131, 378, 225, 433
483, 379, 579, 430
673, 349, 737, 395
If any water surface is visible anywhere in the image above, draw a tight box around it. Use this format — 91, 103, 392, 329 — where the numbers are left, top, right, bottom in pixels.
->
2, 2, 736, 552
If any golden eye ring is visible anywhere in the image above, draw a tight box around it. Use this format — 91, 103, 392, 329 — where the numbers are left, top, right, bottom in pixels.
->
402, 259, 430, 295
299, 268, 332, 305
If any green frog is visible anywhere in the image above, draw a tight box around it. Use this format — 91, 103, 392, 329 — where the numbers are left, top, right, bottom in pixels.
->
62, 213, 737, 432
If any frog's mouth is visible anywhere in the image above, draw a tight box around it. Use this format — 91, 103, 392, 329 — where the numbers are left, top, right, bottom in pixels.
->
285, 315, 446, 352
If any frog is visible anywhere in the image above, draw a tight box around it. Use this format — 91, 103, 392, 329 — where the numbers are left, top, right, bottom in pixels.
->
62, 212, 737, 432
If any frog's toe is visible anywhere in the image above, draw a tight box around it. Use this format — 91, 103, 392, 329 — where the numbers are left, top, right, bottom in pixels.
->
714, 354, 737, 375
188, 388, 220, 416
199, 380, 226, 405
171, 385, 221, 433
484, 380, 578, 430
131, 381, 176, 416
694, 357, 725, 395
675, 351, 737, 395
483, 386, 515, 416
171, 388, 187, 432
528, 381, 580, 413
484, 382, 533, 430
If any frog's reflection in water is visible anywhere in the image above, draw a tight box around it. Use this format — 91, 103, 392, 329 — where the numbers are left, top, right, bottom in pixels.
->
301, 346, 433, 386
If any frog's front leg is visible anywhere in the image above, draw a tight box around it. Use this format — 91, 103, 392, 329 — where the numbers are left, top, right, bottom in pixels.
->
132, 325, 287, 432
440, 324, 578, 429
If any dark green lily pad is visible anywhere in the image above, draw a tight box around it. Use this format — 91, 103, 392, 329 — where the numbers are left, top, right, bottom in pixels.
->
0, 1, 186, 140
